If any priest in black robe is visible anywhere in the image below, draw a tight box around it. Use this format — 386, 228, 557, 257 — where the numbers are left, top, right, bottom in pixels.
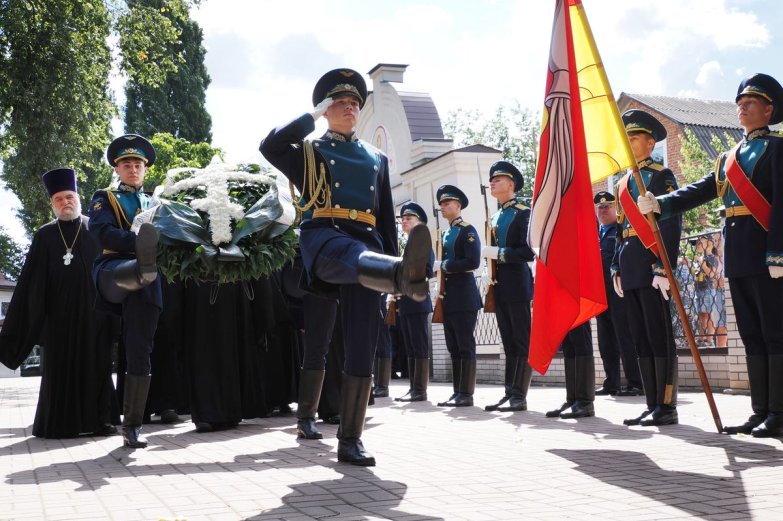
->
0, 168, 118, 438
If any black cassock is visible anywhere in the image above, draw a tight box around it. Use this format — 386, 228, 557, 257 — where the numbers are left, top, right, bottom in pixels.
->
0, 216, 117, 438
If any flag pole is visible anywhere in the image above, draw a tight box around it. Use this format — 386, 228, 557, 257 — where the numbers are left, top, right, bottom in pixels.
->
630, 166, 723, 433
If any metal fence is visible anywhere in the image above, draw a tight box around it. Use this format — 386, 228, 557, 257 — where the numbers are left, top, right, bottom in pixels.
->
671, 230, 728, 349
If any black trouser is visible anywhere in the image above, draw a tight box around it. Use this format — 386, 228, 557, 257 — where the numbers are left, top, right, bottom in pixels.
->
495, 300, 531, 360
624, 287, 675, 358
596, 290, 642, 388
562, 322, 592, 358
398, 312, 430, 359
730, 275, 783, 356
301, 293, 339, 370
444, 310, 478, 359
122, 290, 160, 376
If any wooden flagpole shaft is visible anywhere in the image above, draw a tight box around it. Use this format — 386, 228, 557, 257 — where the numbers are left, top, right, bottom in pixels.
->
631, 166, 723, 433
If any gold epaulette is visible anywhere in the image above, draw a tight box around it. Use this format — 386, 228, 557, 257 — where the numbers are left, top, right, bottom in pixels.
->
769, 131, 783, 138
648, 162, 665, 171
459, 221, 470, 227
514, 203, 529, 211
715, 152, 729, 199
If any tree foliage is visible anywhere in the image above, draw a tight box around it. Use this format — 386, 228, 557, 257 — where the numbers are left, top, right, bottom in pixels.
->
144, 132, 222, 190
0, 225, 25, 281
124, 0, 212, 142
444, 102, 540, 202
677, 129, 736, 235
0, 0, 203, 237
0, 0, 114, 236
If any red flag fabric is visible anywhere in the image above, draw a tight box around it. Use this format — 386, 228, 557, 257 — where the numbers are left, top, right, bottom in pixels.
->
527, 0, 607, 374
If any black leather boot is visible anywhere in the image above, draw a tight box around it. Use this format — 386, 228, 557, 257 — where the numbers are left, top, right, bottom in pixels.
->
297, 369, 325, 439
497, 358, 533, 412
438, 357, 462, 406
486, 356, 515, 411
752, 355, 783, 438
99, 223, 159, 304
122, 374, 152, 449
372, 358, 391, 398
337, 374, 375, 466
641, 357, 678, 426
723, 355, 768, 434
451, 359, 476, 407
624, 357, 656, 426
397, 358, 428, 402
561, 355, 595, 419
547, 357, 575, 417
357, 224, 431, 302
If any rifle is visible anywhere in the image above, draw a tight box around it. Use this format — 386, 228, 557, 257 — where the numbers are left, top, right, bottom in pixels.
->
431, 185, 445, 324
478, 157, 497, 313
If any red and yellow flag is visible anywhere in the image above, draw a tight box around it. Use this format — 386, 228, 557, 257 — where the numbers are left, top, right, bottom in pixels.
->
527, 0, 633, 374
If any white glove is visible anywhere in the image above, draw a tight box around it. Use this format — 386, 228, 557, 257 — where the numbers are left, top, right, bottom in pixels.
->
652, 275, 670, 301
310, 97, 334, 120
612, 274, 624, 298
482, 246, 499, 259
636, 191, 661, 215
769, 266, 783, 279
433, 260, 442, 273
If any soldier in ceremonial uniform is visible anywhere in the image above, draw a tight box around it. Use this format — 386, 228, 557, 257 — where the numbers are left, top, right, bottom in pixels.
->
259, 68, 431, 465
593, 191, 643, 397
394, 202, 435, 402
89, 134, 162, 448
638, 73, 783, 437
482, 162, 536, 412
434, 185, 483, 407
611, 110, 681, 427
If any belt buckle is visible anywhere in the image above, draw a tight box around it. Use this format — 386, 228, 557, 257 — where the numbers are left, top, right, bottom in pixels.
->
348, 209, 358, 220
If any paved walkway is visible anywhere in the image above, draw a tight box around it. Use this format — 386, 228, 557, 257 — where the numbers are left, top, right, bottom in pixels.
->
1, 376, 781, 521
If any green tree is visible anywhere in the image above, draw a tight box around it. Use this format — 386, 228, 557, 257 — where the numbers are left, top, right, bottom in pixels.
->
677, 129, 736, 235
0, 0, 201, 237
124, 0, 212, 142
0, 0, 114, 236
0, 226, 25, 281
144, 132, 222, 189
444, 102, 540, 202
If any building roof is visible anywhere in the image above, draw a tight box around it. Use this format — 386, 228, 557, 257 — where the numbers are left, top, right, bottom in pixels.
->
0, 276, 16, 289
398, 91, 446, 141
620, 92, 745, 160
399, 143, 502, 177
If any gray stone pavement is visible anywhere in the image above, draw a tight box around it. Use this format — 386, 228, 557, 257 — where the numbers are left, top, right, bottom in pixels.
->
1, 376, 782, 521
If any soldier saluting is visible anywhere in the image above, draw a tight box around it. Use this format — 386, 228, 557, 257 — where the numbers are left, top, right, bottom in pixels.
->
260, 68, 431, 465
638, 73, 783, 438
89, 134, 162, 449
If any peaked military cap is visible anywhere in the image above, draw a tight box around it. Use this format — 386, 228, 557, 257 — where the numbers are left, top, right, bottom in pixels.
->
42, 167, 77, 197
436, 184, 469, 209
593, 190, 615, 205
622, 109, 667, 142
400, 201, 428, 224
312, 68, 368, 109
489, 160, 523, 192
736, 73, 783, 125
107, 134, 156, 167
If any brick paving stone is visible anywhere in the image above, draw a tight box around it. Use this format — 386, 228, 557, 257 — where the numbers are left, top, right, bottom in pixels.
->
3, 377, 783, 520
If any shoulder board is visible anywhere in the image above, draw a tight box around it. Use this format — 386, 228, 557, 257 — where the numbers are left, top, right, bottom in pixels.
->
459, 221, 470, 227
768, 131, 783, 139
514, 203, 529, 211
648, 163, 665, 171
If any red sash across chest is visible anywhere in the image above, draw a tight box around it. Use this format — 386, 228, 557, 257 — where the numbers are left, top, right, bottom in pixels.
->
723, 143, 772, 231
618, 173, 659, 256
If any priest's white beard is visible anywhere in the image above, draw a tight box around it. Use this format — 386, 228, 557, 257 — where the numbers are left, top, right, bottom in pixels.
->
54, 200, 82, 221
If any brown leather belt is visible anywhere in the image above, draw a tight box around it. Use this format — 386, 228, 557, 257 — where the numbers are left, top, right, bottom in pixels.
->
622, 228, 638, 239
724, 205, 751, 218
313, 208, 376, 227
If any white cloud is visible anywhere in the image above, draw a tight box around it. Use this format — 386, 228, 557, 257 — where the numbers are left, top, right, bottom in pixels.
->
696, 61, 723, 86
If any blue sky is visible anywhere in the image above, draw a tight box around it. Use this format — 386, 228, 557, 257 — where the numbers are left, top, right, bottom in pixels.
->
2, 0, 781, 244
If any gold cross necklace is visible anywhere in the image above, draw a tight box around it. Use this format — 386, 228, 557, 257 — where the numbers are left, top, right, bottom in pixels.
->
57, 218, 82, 266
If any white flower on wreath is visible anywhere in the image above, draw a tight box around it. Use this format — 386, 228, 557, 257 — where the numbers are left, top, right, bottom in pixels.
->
161, 156, 276, 246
